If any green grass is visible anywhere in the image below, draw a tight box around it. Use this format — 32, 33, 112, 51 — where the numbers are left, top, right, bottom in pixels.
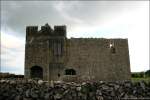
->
131, 77, 150, 83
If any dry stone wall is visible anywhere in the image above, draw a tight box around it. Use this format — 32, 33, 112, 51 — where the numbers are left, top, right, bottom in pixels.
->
0, 79, 150, 100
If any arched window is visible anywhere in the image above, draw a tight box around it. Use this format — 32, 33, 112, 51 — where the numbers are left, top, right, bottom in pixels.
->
30, 66, 43, 79
65, 69, 76, 75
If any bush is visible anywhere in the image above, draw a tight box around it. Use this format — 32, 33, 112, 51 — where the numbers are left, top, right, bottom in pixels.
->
145, 70, 150, 77
131, 70, 150, 78
131, 72, 144, 78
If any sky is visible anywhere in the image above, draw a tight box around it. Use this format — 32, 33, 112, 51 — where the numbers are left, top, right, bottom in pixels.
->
0, 1, 149, 75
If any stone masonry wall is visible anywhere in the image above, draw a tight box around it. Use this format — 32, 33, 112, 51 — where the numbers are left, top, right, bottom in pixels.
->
64, 38, 131, 81
25, 39, 50, 80
25, 24, 131, 81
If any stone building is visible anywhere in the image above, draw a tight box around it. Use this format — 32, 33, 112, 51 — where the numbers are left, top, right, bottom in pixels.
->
25, 23, 131, 81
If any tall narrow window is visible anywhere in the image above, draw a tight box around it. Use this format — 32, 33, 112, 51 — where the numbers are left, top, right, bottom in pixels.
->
57, 41, 62, 56
53, 42, 57, 56
53, 40, 63, 56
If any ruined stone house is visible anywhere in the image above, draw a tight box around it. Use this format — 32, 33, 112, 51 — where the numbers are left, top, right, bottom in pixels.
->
25, 23, 131, 81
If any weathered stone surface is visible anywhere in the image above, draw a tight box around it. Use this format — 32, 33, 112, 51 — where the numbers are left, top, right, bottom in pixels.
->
25, 24, 131, 82
38, 80, 44, 85
0, 79, 150, 100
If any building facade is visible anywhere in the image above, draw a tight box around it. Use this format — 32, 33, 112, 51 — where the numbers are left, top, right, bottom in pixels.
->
25, 23, 131, 81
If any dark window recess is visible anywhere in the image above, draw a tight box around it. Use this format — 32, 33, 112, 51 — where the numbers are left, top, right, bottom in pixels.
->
58, 73, 60, 77
110, 43, 116, 54
65, 69, 76, 75
30, 66, 43, 79
111, 47, 116, 53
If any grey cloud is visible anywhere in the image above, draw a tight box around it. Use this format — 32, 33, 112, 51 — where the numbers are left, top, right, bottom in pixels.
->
1, 1, 66, 37
1, 1, 140, 37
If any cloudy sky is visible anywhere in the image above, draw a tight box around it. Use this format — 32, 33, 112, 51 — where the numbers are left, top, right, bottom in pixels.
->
1, 1, 149, 75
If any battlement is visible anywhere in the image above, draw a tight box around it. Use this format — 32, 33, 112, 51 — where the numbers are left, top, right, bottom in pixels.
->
26, 23, 66, 39
54, 25, 66, 36
69, 38, 128, 43
41, 23, 53, 34
26, 26, 38, 36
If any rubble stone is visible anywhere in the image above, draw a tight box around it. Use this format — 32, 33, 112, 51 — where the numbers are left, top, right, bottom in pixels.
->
0, 79, 150, 100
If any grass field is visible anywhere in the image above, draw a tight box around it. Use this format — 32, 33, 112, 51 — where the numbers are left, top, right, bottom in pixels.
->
131, 77, 150, 83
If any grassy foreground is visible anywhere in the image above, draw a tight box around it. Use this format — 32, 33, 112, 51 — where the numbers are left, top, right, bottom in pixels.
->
131, 77, 150, 83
